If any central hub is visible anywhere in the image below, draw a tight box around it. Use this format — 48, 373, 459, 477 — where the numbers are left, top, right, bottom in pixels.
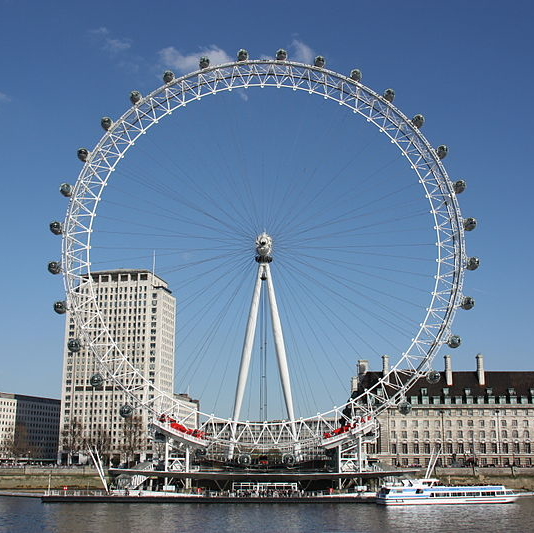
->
255, 232, 273, 263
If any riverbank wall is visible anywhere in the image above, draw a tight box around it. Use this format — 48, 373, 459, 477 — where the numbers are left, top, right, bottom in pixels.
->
0, 467, 105, 490
2, 466, 534, 491
430, 467, 534, 491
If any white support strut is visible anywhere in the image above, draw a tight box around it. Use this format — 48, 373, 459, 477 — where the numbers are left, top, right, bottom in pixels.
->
264, 262, 295, 422
231, 233, 296, 432
232, 263, 265, 424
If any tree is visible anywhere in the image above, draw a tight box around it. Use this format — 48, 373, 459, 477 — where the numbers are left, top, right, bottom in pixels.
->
85, 425, 112, 466
12, 423, 34, 460
61, 417, 84, 465
120, 415, 144, 467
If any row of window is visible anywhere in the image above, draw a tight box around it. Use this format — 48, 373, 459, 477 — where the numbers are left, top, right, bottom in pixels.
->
391, 408, 533, 417
392, 429, 530, 439
391, 442, 532, 454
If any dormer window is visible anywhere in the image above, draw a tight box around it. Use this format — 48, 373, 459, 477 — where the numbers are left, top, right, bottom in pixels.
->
421, 388, 428, 396
486, 388, 493, 395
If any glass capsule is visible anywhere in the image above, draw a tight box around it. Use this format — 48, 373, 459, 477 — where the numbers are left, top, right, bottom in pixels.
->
47, 261, 61, 275
314, 56, 325, 67
437, 145, 448, 159
163, 70, 174, 83
59, 183, 72, 197
101, 117, 112, 130
461, 296, 475, 310
383, 88, 395, 102
453, 180, 466, 194
53, 301, 67, 314
398, 401, 412, 415
119, 404, 133, 418
448, 335, 461, 348
276, 49, 287, 60
412, 114, 425, 129
90, 373, 104, 387
350, 69, 362, 82
67, 339, 81, 352
466, 257, 480, 270
49, 221, 62, 235
129, 90, 141, 104
426, 370, 441, 384
77, 148, 88, 162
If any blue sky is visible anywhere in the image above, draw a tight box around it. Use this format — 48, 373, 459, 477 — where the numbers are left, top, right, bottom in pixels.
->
0, 0, 533, 418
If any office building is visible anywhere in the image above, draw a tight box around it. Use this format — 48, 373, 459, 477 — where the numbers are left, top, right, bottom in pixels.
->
0, 392, 60, 461
58, 269, 176, 464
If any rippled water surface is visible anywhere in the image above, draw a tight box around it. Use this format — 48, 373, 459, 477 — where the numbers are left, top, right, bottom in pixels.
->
1, 496, 534, 533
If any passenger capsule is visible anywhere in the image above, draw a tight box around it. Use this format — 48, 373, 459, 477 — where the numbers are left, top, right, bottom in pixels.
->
163, 70, 174, 83
466, 256, 480, 271
53, 300, 67, 314
397, 401, 412, 415
77, 148, 88, 162
237, 454, 251, 465
119, 404, 133, 418
67, 339, 81, 352
59, 183, 73, 197
282, 453, 295, 465
89, 373, 104, 387
314, 56, 325, 68
129, 90, 142, 104
49, 221, 62, 235
237, 49, 248, 62
436, 145, 448, 159
100, 117, 112, 131
276, 48, 287, 61
199, 56, 210, 69
383, 88, 395, 102
453, 180, 466, 194
447, 335, 462, 348
47, 261, 61, 275
426, 370, 441, 384
463, 217, 477, 231
350, 69, 362, 82
412, 114, 425, 129
154, 431, 166, 442
461, 296, 475, 310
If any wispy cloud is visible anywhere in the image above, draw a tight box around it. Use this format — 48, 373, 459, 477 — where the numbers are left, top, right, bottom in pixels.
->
0, 91, 11, 103
290, 39, 315, 64
88, 27, 132, 55
158, 45, 232, 74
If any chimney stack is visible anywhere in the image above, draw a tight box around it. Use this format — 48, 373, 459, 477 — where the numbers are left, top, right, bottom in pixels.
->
444, 354, 453, 386
476, 353, 485, 386
358, 359, 369, 377
382, 355, 390, 382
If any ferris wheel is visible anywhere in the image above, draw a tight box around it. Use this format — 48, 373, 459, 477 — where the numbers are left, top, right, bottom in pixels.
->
49, 49, 478, 461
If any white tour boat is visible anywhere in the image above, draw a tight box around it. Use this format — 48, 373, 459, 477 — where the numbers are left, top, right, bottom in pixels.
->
376, 477, 518, 506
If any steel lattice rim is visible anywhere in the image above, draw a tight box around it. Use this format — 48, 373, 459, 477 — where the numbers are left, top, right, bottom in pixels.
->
61, 59, 467, 453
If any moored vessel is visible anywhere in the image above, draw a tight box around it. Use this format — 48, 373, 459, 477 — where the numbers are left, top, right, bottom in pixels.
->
376, 478, 518, 506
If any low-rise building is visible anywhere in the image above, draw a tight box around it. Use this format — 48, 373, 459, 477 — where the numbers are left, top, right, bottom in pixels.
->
351, 354, 534, 468
0, 392, 60, 461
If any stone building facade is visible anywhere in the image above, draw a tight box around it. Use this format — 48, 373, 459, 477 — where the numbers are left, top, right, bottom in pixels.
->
352, 354, 534, 468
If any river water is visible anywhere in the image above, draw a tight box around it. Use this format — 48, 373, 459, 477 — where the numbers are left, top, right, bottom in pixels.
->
1, 496, 534, 533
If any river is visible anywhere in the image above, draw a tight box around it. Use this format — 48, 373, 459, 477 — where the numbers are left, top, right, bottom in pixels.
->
1, 496, 534, 532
